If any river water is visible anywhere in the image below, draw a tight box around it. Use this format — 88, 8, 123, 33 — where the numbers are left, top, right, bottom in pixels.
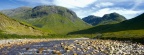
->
0, 40, 91, 55
0, 39, 144, 55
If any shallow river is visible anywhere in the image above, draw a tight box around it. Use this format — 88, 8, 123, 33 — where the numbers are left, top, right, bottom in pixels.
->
0, 39, 144, 55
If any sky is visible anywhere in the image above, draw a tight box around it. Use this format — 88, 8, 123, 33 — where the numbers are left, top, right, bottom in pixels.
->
0, 0, 144, 19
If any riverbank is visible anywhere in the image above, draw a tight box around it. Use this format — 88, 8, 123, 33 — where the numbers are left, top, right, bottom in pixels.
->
0, 38, 144, 55
0, 38, 89, 49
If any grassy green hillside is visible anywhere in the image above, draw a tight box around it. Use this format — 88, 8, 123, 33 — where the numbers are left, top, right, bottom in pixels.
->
69, 13, 144, 43
1, 5, 91, 34
31, 14, 90, 34
0, 13, 45, 35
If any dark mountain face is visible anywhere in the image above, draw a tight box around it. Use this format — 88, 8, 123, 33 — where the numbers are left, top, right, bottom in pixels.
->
82, 15, 101, 25
30, 5, 78, 21
69, 13, 144, 35
1, 5, 91, 34
82, 13, 126, 26
69, 13, 144, 43
102, 13, 126, 21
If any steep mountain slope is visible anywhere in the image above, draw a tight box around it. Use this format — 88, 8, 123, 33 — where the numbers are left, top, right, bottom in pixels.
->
69, 13, 144, 38
82, 15, 101, 26
0, 13, 44, 35
1, 5, 91, 34
82, 13, 126, 26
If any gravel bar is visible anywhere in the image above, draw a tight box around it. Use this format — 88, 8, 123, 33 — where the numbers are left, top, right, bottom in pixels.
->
0, 39, 144, 55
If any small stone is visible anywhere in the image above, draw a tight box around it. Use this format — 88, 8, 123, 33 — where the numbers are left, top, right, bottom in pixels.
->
58, 53, 62, 55
87, 47, 91, 50
65, 46, 73, 50
37, 48, 44, 53
60, 43, 64, 45
52, 50, 61, 54
47, 49, 51, 51
74, 40, 78, 42
111, 46, 115, 51
70, 44, 75, 47
76, 42, 80, 45
77, 48, 81, 51
66, 50, 70, 52
73, 53, 78, 55
25, 47, 30, 51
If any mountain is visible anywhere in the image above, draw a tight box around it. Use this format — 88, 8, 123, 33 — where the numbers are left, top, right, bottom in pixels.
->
1, 5, 91, 34
69, 13, 144, 38
82, 13, 126, 26
0, 7, 32, 17
82, 15, 102, 26
0, 13, 44, 35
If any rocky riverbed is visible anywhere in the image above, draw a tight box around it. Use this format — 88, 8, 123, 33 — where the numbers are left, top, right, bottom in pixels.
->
0, 39, 144, 55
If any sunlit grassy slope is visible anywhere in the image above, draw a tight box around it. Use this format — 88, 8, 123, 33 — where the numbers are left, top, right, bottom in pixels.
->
0, 12, 45, 35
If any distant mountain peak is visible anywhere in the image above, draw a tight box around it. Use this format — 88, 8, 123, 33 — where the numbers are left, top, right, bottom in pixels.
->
31, 5, 78, 19
17, 6, 31, 9
69, 13, 144, 41
87, 15, 101, 18
82, 12, 126, 26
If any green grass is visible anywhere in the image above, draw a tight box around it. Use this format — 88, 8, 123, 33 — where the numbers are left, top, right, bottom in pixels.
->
0, 12, 45, 35
0, 33, 83, 39
68, 13, 144, 44
1, 5, 91, 34
25, 13, 91, 34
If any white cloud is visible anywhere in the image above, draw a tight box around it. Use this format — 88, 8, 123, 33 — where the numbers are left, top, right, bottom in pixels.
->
74, 9, 95, 18
95, 2, 114, 8
17, 0, 97, 8
97, 0, 132, 3
92, 8, 144, 19
131, 0, 143, 10
53, 0, 97, 8
16, 0, 144, 19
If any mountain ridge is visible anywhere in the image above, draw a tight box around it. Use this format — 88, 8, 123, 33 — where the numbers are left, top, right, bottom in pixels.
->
1, 5, 91, 34
82, 12, 126, 26
69, 13, 144, 38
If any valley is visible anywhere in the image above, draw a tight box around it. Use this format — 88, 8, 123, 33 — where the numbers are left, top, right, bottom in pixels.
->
0, 4, 144, 55
0, 39, 144, 55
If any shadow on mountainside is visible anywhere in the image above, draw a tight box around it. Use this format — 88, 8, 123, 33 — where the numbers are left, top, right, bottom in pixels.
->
68, 13, 144, 34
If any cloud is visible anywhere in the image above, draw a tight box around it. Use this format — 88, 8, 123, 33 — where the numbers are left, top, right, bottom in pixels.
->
97, 0, 132, 3
95, 2, 114, 8
53, 0, 97, 8
74, 9, 96, 18
131, 0, 143, 10
15, 0, 144, 19
17, 0, 97, 8
91, 8, 144, 19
